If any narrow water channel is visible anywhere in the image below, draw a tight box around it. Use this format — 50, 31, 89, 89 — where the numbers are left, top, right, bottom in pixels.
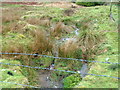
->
38, 70, 63, 88
37, 27, 89, 88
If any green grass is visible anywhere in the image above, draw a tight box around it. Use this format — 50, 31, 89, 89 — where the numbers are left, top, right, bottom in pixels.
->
1, 3, 119, 88
74, 5, 118, 88
0, 59, 29, 88
75, 55, 119, 88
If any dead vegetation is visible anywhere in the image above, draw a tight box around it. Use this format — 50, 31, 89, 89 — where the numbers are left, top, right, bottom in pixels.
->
59, 38, 79, 58
26, 17, 51, 27
30, 29, 53, 54
2, 8, 23, 23
77, 29, 105, 60
50, 22, 73, 38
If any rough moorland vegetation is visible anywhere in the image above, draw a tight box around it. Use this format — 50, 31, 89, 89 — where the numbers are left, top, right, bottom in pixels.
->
1, 2, 119, 88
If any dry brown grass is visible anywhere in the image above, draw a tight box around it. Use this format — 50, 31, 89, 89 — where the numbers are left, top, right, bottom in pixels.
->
2, 8, 21, 23
0, 29, 1, 34
2, 20, 27, 35
2, 36, 34, 64
30, 29, 53, 54
59, 38, 79, 58
58, 38, 83, 68
2, 7, 27, 34
77, 29, 105, 60
50, 22, 64, 37
50, 22, 72, 38
26, 17, 51, 27
58, 29, 105, 63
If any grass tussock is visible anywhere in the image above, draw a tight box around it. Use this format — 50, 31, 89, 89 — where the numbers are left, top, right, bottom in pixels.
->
2, 7, 27, 35
50, 22, 72, 37
77, 29, 105, 60
76, 17, 93, 29
50, 22, 65, 37
59, 38, 83, 69
59, 38, 79, 58
59, 29, 105, 61
30, 29, 53, 54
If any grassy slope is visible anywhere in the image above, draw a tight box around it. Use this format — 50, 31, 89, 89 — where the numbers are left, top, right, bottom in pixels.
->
1, 4, 118, 88
74, 6, 118, 88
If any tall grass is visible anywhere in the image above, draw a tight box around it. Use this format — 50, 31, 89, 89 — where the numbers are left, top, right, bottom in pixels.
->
59, 38, 79, 58
30, 29, 53, 54
2, 8, 22, 23
2, 7, 27, 34
77, 29, 105, 60
2, 22, 20, 34
58, 38, 83, 69
59, 29, 105, 67
50, 22, 72, 37
50, 22, 64, 37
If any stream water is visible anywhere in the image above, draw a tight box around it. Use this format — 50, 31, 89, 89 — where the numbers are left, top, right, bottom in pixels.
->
37, 27, 89, 88
38, 70, 63, 88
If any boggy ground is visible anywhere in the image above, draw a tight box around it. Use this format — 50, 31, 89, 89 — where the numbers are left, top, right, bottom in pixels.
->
1, 3, 119, 88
